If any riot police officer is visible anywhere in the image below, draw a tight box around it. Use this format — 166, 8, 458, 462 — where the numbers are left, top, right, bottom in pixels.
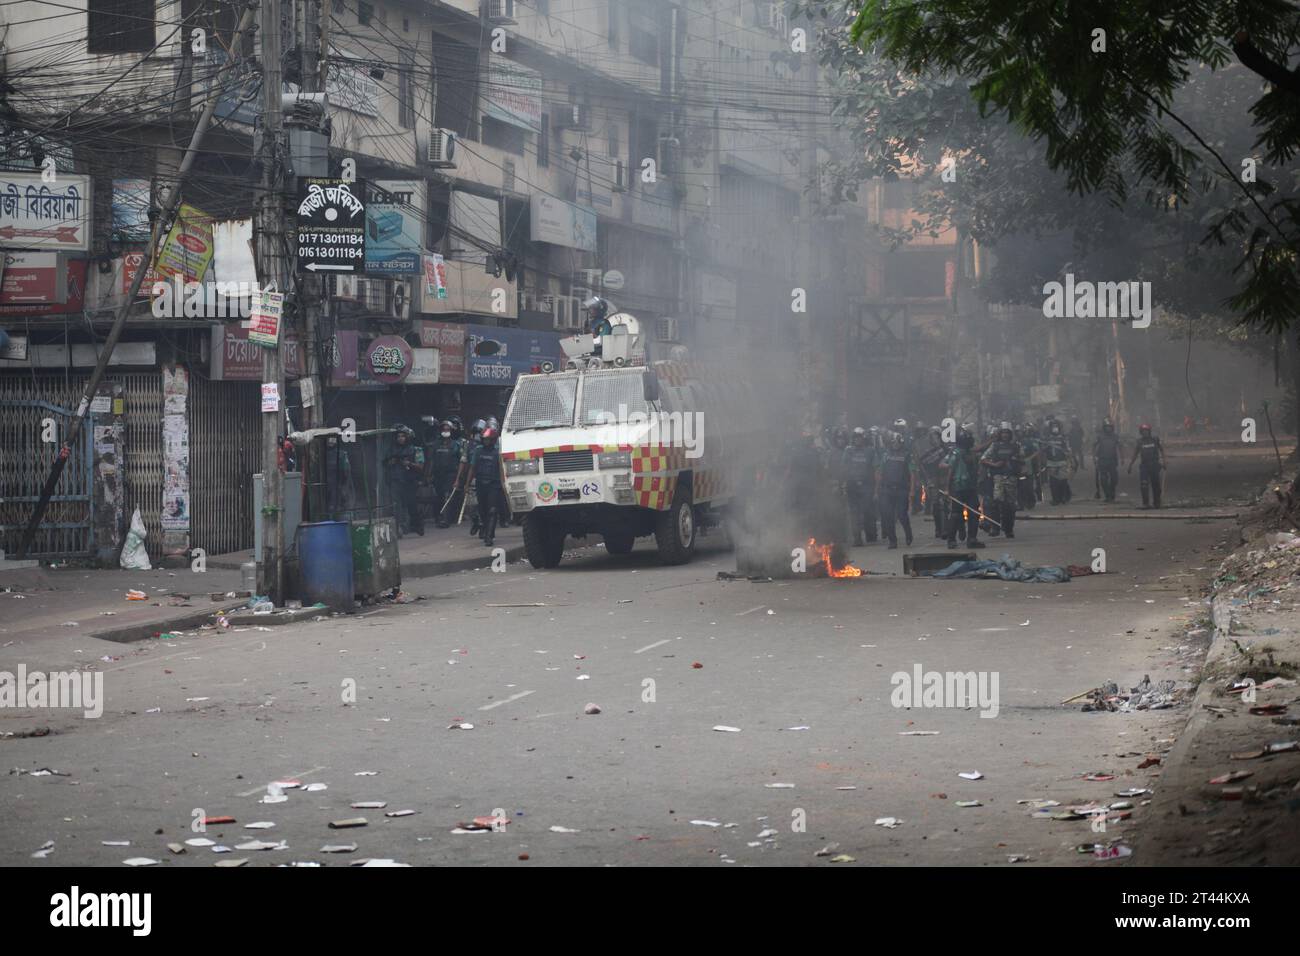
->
842, 427, 879, 545
878, 432, 914, 549
1128, 424, 1166, 508
1093, 420, 1121, 502
1042, 420, 1074, 505
980, 424, 1021, 539
915, 425, 949, 538
385, 425, 425, 536
941, 428, 985, 550
456, 419, 487, 535
466, 426, 504, 546
427, 420, 464, 528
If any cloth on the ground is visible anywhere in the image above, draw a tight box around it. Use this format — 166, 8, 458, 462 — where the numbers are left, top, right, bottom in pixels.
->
931, 555, 1071, 583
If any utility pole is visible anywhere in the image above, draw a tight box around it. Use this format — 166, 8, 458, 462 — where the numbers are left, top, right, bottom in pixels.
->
257, 0, 287, 602
18, 1, 260, 558
299, 0, 326, 487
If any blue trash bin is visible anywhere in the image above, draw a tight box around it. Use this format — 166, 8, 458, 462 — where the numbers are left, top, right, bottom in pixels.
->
297, 520, 354, 610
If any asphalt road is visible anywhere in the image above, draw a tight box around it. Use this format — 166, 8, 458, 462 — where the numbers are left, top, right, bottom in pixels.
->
0, 445, 1280, 866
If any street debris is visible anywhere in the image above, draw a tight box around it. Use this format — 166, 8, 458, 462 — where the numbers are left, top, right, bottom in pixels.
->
932, 556, 1071, 583
1077, 675, 1186, 712
1209, 771, 1253, 784
712, 725, 741, 733
351, 801, 387, 809
955, 800, 983, 808
320, 843, 357, 853
957, 771, 984, 780
234, 839, 285, 851
583, 703, 602, 714
328, 818, 368, 828
122, 857, 159, 866
828, 854, 857, 863
447, 721, 475, 730
550, 825, 581, 833
31, 840, 54, 859
874, 817, 901, 828
1081, 844, 1133, 861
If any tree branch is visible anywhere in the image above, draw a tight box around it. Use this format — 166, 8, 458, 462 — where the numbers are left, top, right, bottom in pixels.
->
1233, 31, 1300, 97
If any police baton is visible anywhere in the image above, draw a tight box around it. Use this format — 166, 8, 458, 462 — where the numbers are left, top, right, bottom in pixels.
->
932, 486, 1003, 530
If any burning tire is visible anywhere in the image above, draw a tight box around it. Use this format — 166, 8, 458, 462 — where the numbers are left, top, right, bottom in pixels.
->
655, 483, 696, 565
604, 531, 635, 555
523, 514, 565, 569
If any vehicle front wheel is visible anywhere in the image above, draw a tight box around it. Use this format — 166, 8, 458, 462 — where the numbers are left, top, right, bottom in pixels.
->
654, 484, 696, 565
523, 514, 565, 569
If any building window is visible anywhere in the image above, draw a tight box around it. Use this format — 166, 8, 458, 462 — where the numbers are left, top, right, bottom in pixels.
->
87, 0, 156, 54
358, 1, 373, 26
607, 123, 619, 158
628, 4, 659, 66
398, 52, 415, 128
433, 34, 480, 139
482, 115, 525, 156
538, 113, 550, 167
883, 248, 950, 299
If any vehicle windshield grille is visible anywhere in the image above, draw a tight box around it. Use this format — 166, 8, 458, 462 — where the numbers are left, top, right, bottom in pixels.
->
506, 376, 577, 429
578, 369, 649, 425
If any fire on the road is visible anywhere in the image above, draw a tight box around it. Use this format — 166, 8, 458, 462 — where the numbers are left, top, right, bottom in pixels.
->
808, 538, 864, 578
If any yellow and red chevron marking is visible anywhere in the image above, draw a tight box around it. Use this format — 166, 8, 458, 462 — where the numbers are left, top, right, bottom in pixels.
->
633, 475, 677, 510
501, 443, 632, 462
631, 443, 688, 475
691, 468, 730, 502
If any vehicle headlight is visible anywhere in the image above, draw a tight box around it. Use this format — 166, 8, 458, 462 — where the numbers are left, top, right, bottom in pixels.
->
597, 451, 631, 470
505, 459, 540, 476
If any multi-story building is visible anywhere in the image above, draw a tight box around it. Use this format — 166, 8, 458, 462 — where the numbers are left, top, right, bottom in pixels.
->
0, 0, 862, 563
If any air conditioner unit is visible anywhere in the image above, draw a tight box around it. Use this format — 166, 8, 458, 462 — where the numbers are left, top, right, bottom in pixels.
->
427, 128, 458, 168
553, 102, 591, 131
656, 317, 679, 342
482, 0, 516, 25
388, 279, 411, 320
552, 295, 583, 330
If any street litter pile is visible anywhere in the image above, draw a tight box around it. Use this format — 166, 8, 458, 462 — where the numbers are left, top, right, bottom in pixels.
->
931, 555, 1071, 583
1211, 528, 1300, 598
1070, 675, 1190, 713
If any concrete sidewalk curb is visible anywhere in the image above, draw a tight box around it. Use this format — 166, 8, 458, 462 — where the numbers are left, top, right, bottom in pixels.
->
94, 545, 533, 640
207, 545, 527, 580
1134, 597, 1238, 862
93, 600, 250, 644
399, 544, 527, 578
